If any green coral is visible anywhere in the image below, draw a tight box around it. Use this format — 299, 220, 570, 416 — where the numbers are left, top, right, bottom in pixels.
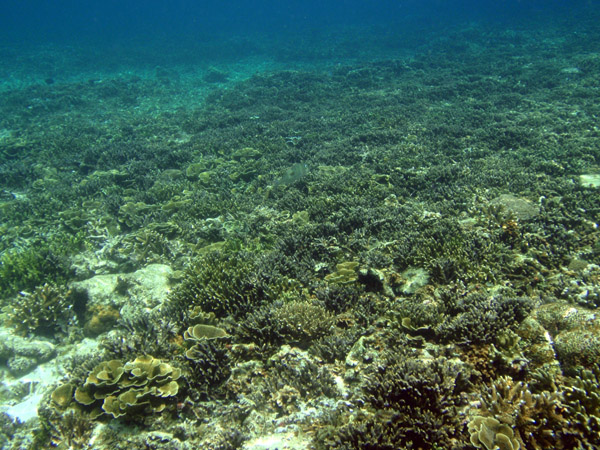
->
171, 250, 280, 319
473, 376, 574, 450
2, 283, 80, 337
71, 356, 181, 419
468, 416, 520, 450
272, 300, 335, 347
0, 243, 71, 299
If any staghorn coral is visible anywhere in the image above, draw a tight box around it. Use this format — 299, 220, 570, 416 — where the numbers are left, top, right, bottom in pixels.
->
234, 297, 336, 351
320, 409, 448, 450
183, 339, 231, 400
473, 375, 576, 450
271, 300, 335, 347
101, 311, 182, 361
309, 327, 360, 363
183, 319, 231, 398
42, 409, 95, 450
0, 412, 24, 449
170, 250, 280, 320
234, 303, 283, 351
320, 353, 472, 450
436, 293, 533, 345
315, 282, 363, 314
391, 291, 532, 346
0, 234, 77, 298
2, 283, 82, 337
563, 366, 600, 447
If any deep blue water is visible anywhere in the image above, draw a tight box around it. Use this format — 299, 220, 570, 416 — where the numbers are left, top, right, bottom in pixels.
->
0, 0, 598, 84
0, 0, 591, 46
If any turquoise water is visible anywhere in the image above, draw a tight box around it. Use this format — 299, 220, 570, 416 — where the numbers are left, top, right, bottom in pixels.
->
1, 1, 600, 449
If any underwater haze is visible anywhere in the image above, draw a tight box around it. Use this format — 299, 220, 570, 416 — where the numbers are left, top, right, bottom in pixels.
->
2, 0, 600, 449
0, 1, 572, 42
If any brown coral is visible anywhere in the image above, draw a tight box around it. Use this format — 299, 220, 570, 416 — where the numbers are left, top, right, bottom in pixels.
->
468, 416, 520, 450
71, 356, 181, 419
473, 376, 572, 450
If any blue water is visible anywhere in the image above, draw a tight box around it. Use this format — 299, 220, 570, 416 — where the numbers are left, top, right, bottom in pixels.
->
0, 0, 588, 49
1, 0, 595, 87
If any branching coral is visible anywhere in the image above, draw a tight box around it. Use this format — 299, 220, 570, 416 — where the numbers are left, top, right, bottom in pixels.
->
394, 291, 533, 345
322, 354, 472, 449
563, 366, 600, 446
44, 410, 95, 450
2, 283, 82, 337
436, 293, 533, 345
170, 250, 280, 319
183, 339, 231, 400
0, 237, 75, 298
101, 313, 181, 360
272, 300, 335, 347
473, 376, 576, 450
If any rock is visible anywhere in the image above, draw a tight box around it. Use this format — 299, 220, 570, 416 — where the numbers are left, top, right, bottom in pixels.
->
580, 174, 600, 188
0, 329, 56, 376
72, 263, 174, 311
490, 194, 539, 221
243, 431, 310, 450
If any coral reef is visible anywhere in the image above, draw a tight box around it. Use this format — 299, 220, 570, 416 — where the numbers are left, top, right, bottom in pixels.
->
553, 326, 600, 370
0, 329, 56, 376
2, 9, 600, 448
471, 375, 580, 450
42, 409, 95, 450
69, 356, 181, 419
0, 235, 78, 299
319, 351, 472, 450
563, 366, 600, 446
170, 250, 281, 320
83, 303, 120, 336
183, 339, 231, 399
435, 294, 533, 344
2, 283, 83, 338
271, 300, 335, 347
468, 416, 520, 450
